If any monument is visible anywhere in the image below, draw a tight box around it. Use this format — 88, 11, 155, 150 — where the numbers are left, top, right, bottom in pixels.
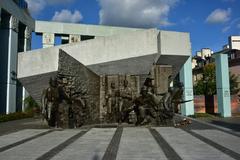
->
18, 28, 192, 128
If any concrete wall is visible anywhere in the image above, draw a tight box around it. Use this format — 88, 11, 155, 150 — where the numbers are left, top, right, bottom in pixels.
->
18, 29, 160, 78
157, 31, 191, 77
18, 29, 191, 79
194, 95, 240, 114
58, 50, 101, 124
35, 20, 143, 37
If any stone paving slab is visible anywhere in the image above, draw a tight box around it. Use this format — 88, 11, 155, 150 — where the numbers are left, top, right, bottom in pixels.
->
0, 126, 240, 160
192, 129, 240, 154
0, 130, 80, 160
0, 129, 49, 148
50, 128, 116, 160
0, 118, 49, 136
116, 128, 168, 160
155, 127, 234, 160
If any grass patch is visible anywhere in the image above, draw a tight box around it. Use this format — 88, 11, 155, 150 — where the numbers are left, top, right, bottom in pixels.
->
0, 112, 34, 123
188, 113, 220, 118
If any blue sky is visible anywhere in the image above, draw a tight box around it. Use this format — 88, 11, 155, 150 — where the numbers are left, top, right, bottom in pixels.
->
26, 0, 240, 55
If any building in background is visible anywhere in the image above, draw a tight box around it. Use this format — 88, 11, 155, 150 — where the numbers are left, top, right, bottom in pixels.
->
229, 36, 240, 50
192, 36, 240, 87
0, 0, 34, 114
192, 36, 240, 114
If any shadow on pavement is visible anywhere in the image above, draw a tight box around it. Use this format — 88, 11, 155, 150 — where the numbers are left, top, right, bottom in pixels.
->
209, 120, 240, 132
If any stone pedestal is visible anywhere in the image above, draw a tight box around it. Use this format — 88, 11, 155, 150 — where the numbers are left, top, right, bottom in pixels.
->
180, 57, 194, 116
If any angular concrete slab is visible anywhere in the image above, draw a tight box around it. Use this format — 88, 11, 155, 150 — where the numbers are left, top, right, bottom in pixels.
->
19, 49, 101, 106
155, 127, 234, 160
19, 72, 57, 104
18, 29, 159, 79
18, 29, 191, 79
35, 20, 143, 37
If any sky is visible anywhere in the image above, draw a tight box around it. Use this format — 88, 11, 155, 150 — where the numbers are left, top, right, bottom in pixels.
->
26, 0, 240, 55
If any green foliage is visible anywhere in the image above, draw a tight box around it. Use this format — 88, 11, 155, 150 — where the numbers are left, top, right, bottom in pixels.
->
194, 64, 216, 95
0, 96, 39, 123
24, 96, 39, 112
0, 112, 33, 123
194, 63, 239, 95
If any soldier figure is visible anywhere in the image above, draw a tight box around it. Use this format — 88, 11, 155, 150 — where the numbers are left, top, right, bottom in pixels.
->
134, 78, 157, 125
119, 80, 133, 123
43, 77, 60, 127
106, 82, 118, 122
42, 77, 70, 128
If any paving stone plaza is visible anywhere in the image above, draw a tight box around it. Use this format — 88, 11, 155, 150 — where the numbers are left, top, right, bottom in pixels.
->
0, 118, 240, 160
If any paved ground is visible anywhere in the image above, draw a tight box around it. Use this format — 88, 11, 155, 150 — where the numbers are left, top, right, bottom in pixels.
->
197, 116, 240, 133
0, 117, 49, 136
0, 117, 240, 160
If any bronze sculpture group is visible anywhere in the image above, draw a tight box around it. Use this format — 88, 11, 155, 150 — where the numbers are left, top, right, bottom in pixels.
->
41, 76, 187, 128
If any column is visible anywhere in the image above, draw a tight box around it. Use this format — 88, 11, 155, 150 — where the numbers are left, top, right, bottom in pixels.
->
179, 57, 194, 116
42, 33, 54, 48
6, 16, 19, 113
24, 27, 32, 51
0, 7, 6, 113
22, 26, 32, 111
69, 34, 81, 43
214, 53, 231, 117
0, 8, 1, 23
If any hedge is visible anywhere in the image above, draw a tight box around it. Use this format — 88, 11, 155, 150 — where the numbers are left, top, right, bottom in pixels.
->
0, 112, 34, 123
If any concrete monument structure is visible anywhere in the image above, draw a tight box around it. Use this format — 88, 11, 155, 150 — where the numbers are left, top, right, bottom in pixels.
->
18, 25, 193, 126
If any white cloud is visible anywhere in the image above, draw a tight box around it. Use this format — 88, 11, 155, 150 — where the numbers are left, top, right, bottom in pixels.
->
206, 8, 231, 24
180, 17, 195, 25
222, 26, 231, 32
98, 0, 179, 28
26, 0, 75, 15
47, 0, 75, 5
222, 18, 240, 33
25, 0, 46, 15
52, 10, 83, 23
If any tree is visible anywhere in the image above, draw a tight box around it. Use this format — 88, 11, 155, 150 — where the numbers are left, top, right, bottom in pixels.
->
194, 63, 216, 96
194, 63, 239, 95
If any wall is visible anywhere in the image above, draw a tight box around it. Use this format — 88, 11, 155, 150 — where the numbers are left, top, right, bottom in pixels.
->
58, 49, 101, 124
194, 95, 240, 114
